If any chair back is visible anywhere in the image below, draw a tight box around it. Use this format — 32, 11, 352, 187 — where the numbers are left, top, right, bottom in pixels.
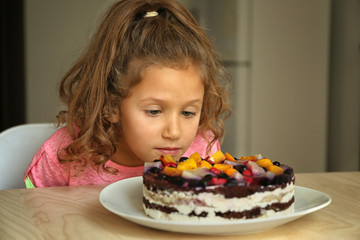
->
0, 123, 58, 189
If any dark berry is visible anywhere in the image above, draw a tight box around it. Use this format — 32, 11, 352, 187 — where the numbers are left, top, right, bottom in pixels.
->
284, 168, 293, 175
260, 177, 270, 186
159, 173, 167, 180
188, 179, 200, 187
273, 161, 280, 166
234, 165, 247, 173
217, 173, 229, 179
179, 157, 188, 162
225, 178, 238, 187
171, 176, 186, 186
198, 179, 209, 188
149, 167, 160, 173
273, 174, 291, 184
202, 174, 213, 182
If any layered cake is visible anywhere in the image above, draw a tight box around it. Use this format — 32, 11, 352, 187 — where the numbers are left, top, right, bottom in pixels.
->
143, 151, 295, 222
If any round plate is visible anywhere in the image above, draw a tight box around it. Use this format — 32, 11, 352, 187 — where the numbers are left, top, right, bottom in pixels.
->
99, 177, 331, 235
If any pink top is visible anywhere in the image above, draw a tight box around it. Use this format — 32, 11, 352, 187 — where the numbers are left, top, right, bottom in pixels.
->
24, 127, 220, 188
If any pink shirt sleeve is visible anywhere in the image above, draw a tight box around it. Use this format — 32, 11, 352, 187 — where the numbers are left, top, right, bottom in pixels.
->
24, 127, 71, 187
183, 130, 221, 158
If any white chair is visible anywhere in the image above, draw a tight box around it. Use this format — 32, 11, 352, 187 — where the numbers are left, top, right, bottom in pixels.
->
0, 123, 59, 190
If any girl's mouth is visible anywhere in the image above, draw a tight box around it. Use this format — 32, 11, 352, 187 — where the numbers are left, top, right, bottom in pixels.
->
156, 148, 181, 156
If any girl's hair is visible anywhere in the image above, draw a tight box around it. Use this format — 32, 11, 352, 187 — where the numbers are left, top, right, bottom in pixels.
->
57, 0, 231, 172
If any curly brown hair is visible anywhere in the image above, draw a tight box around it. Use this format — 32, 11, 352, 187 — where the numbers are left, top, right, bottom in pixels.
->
57, 0, 231, 172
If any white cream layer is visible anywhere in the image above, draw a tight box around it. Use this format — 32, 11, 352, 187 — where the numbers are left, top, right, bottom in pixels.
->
143, 183, 294, 221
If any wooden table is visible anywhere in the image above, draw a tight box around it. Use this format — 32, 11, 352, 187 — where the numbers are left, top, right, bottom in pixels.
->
0, 172, 359, 240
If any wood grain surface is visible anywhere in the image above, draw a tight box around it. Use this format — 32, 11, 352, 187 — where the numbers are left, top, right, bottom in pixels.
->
0, 172, 359, 240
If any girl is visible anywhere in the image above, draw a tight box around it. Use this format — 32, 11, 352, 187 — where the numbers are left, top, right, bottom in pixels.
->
24, 0, 231, 188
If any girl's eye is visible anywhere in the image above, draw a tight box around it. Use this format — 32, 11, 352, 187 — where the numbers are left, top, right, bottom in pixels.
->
146, 110, 161, 116
182, 111, 196, 117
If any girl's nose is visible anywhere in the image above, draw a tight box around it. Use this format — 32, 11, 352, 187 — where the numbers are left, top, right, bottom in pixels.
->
162, 115, 181, 140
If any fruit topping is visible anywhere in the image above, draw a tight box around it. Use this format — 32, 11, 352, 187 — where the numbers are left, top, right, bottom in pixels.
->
200, 160, 212, 169
217, 173, 229, 179
211, 178, 227, 185
273, 161, 281, 166
165, 162, 177, 168
159, 154, 176, 165
179, 157, 188, 162
240, 155, 257, 161
267, 165, 284, 175
177, 158, 197, 171
264, 171, 276, 181
223, 160, 241, 166
232, 171, 244, 181
182, 167, 213, 180
256, 158, 273, 168
144, 161, 163, 173
242, 169, 252, 177
213, 163, 233, 172
209, 150, 226, 164
224, 152, 236, 161
189, 152, 202, 165
163, 166, 182, 177
210, 167, 221, 175
234, 164, 247, 173
145, 151, 293, 187
246, 161, 266, 176
224, 168, 237, 177
225, 178, 238, 187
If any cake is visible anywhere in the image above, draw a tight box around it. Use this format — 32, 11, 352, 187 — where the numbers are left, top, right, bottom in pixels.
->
143, 151, 295, 222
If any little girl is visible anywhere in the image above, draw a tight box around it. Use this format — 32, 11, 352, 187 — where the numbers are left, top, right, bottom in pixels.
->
24, 0, 231, 188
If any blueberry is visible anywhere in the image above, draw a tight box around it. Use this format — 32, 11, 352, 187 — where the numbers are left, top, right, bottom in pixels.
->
188, 179, 200, 187
171, 176, 186, 186
274, 174, 291, 184
159, 173, 167, 180
198, 179, 209, 188
217, 173, 229, 179
179, 157, 188, 162
202, 174, 213, 182
260, 177, 270, 186
225, 178, 237, 187
234, 165, 247, 173
273, 161, 280, 166
149, 167, 160, 173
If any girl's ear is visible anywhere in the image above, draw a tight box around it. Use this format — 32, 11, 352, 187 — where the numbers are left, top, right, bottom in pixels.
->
106, 113, 120, 123
106, 107, 120, 123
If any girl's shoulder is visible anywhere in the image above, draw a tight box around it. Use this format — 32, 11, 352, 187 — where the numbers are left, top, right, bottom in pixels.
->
24, 126, 73, 187
26, 126, 73, 170
39, 126, 73, 154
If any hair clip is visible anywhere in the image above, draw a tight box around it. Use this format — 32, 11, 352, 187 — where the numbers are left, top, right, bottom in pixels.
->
143, 11, 158, 18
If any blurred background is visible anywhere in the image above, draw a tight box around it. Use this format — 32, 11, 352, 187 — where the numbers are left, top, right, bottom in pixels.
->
1, 0, 359, 173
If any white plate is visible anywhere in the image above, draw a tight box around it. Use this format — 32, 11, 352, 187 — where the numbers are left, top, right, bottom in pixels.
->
99, 176, 331, 235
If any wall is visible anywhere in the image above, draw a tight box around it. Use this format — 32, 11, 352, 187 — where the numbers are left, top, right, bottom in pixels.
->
25, 0, 116, 123
24, 0, 358, 172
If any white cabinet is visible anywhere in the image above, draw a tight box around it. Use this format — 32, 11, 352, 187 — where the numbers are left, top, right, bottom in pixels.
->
191, 0, 331, 172
246, 0, 330, 172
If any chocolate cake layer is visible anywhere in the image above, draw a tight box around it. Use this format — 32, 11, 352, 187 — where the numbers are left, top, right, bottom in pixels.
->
143, 196, 295, 219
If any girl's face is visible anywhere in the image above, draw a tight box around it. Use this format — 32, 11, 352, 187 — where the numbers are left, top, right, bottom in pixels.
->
115, 64, 204, 166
